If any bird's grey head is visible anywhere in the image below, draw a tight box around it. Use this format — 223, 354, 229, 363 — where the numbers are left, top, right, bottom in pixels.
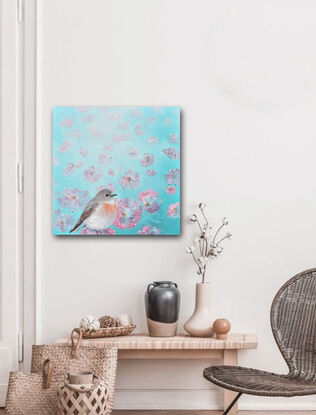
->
95, 189, 117, 201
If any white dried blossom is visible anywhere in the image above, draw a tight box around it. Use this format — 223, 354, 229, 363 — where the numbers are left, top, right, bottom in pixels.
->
185, 204, 232, 284
198, 256, 209, 267
222, 217, 229, 225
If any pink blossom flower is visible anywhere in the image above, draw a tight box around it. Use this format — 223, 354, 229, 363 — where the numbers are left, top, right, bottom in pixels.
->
108, 183, 116, 192
138, 225, 161, 235
80, 227, 95, 235
135, 124, 144, 135
147, 202, 160, 214
140, 153, 154, 167
67, 130, 81, 139
63, 163, 76, 176
147, 136, 159, 145
105, 227, 116, 235
163, 147, 180, 159
169, 133, 178, 143
113, 198, 142, 230
131, 108, 144, 119
80, 148, 88, 157
95, 184, 116, 193
146, 116, 157, 124
153, 106, 164, 114
83, 166, 103, 182
63, 161, 83, 176
88, 124, 104, 138
108, 169, 115, 176
126, 147, 139, 158
119, 169, 140, 189
54, 209, 74, 232
117, 122, 128, 130
113, 134, 129, 142
98, 153, 112, 165
167, 202, 180, 218
106, 113, 121, 120
165, 168, 180, 186
147, 169, 156, 177
80, 227, 116, 235
139, 189, 160, 214
57, 188, 90, 211
95, 185, 105, 192
138, 189, 158, 204
166, 186, 177, 195
76, 106, 89, 112
82, 114, 95, 123
60, 117, 74, 127
58, 141, 71, 153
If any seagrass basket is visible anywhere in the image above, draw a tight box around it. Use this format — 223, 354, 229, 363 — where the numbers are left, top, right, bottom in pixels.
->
31, 329, 118, 415
81, 325, 136, 339
57, 376, 108, 415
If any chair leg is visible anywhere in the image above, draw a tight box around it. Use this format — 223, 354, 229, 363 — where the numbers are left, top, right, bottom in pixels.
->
222, 392, 242, 415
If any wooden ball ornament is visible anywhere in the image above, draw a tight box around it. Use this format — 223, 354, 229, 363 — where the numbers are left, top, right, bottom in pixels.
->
213, 318, 231, 340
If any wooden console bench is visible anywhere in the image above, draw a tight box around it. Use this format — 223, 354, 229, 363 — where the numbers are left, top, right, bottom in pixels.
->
55, 333, 257, 415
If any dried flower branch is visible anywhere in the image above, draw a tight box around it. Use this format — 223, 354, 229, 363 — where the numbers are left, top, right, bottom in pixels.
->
185, 203, 232, 283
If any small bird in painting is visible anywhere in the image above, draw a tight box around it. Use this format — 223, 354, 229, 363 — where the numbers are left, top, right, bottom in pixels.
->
69, 188, 117, 235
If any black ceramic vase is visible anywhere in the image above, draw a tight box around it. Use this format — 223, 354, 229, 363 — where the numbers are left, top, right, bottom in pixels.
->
145, 281, 180, 337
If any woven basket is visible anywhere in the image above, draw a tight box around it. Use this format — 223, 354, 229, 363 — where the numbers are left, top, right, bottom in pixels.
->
81, 325, 136, 339
5, 359, 57, 415
58, 375, 108, 415
31, 329, 117, 415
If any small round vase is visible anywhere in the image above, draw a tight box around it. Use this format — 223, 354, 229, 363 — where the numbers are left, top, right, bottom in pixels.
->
184, 282, 214, 337
145, 281, 180, 337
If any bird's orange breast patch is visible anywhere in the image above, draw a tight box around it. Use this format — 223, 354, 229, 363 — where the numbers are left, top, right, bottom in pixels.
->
103, 202, 117, 215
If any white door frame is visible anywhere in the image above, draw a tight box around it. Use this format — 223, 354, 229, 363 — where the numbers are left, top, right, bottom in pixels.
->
0, 0, 38, 392
0, 0, 23, 404
22, 0, 37, 369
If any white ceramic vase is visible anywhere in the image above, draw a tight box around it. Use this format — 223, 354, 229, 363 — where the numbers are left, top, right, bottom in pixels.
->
184, 282, 214, 337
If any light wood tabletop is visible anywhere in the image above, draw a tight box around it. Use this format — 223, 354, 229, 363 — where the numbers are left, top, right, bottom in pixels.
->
55, 333, 257, 350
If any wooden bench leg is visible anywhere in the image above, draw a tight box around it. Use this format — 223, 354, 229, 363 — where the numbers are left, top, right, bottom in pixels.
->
223, 350, 238, 415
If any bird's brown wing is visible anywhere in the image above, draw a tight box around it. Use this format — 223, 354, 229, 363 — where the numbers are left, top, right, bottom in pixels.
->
69, 201, 97, 233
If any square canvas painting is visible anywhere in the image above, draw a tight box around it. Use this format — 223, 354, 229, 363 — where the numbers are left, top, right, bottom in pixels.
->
53, 106, 180, 235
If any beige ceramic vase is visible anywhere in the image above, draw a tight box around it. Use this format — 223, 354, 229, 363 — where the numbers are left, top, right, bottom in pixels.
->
184, 282, 214, 337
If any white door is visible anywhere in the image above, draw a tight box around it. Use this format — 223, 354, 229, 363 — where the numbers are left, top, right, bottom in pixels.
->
0, 0, 23, 405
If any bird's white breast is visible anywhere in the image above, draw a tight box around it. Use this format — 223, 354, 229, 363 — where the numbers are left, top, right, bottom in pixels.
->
84, 201, 117, 231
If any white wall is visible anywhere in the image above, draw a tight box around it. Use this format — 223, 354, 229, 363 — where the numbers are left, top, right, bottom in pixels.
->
35, 0, 316, 410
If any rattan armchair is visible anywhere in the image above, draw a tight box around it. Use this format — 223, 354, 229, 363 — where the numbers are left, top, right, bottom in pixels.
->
204, 268, 316, 414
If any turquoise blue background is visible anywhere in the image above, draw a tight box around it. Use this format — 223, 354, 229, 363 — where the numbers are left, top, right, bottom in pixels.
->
53, 106, 180, 235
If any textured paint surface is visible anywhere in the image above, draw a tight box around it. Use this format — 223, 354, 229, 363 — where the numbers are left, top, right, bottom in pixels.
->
53, 106, 180, 235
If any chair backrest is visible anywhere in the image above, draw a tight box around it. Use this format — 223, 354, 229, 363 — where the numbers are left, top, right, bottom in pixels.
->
271, 268, 316, 380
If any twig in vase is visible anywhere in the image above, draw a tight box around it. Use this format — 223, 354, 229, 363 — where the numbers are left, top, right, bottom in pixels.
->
185, 203, 232, 283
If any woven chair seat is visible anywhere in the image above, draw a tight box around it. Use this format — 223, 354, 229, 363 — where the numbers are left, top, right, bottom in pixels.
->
204, 365, 316, 397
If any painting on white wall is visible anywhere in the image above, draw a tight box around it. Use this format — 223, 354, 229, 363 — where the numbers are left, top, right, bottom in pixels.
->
53, 106, 181, 235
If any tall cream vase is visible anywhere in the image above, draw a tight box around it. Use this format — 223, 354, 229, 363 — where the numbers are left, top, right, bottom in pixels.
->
184, 282, 214, 337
